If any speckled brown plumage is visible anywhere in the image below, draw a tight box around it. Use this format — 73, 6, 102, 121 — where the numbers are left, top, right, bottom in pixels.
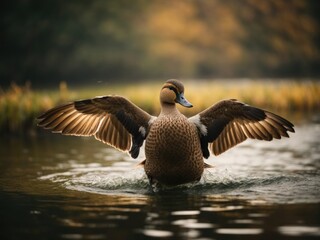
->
37, 79, 295, 186
145, 115, 204, 185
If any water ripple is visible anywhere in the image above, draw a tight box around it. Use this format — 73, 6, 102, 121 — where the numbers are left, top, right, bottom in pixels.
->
38, 123, 320, 204
40, 163, 319, 204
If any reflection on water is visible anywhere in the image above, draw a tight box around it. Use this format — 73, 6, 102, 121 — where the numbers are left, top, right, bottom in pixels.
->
0, 120, 319, 239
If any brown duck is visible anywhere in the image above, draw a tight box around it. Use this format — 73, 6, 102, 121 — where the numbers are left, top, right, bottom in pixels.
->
37, 79, 295, 186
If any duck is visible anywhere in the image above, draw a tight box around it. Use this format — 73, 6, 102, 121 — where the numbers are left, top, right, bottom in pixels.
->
37, 79, 295, 186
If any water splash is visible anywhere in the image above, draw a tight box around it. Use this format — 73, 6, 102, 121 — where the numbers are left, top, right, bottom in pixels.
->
39, 163, 317, 204
65, 168, 151, 195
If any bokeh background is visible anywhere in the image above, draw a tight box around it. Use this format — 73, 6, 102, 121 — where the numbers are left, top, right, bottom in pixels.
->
1, 0, 320, 86
0, 0, 319, 132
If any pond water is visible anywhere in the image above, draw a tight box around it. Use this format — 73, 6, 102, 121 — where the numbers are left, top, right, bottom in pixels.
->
0, 115, 319, 240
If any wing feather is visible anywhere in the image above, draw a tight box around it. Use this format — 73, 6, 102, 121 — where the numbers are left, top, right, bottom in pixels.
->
37, 96, 153, 156
189, 99, 294, 157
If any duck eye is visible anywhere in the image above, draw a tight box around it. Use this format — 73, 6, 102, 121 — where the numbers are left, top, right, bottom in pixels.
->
167, 86, 179, 95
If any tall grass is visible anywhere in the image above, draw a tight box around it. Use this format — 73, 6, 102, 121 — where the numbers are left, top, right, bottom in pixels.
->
0, 82, 73, 132
0, 80, 319, 132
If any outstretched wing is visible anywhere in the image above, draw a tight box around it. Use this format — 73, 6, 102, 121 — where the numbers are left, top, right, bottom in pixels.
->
37, 96, 155, 158
189, 99, 295, 158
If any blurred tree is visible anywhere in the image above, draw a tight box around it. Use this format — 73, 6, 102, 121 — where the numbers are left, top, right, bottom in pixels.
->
0, 0, 319, 86
236, 0, 320, 77
0, 0, 149, 85
142, 0, 320, 78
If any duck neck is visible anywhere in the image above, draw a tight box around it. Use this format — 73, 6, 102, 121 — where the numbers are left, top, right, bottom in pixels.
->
160, 102, 180, 116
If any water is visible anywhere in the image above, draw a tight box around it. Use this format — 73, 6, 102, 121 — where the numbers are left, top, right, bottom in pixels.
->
0, 118, 319, 239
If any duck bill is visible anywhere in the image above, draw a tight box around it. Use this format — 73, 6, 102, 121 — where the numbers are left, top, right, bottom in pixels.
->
176, 93, 193, 108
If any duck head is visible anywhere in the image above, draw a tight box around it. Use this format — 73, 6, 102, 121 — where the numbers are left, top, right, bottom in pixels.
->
160, 79, 193, 108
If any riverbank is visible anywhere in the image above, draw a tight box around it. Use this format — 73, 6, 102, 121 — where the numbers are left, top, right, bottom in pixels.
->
1, 79, 319, 132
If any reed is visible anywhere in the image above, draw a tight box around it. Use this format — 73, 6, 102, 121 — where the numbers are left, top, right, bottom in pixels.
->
0, 79, 319, 132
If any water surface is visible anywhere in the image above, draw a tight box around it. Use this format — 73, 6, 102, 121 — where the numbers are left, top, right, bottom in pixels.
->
0, 118, 319, 239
